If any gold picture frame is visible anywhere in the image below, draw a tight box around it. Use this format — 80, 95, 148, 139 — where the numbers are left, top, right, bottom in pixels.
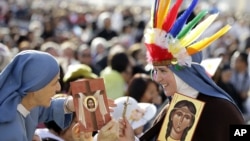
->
157, 93, 205, 141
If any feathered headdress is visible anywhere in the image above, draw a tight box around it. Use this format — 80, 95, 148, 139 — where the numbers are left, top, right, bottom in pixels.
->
144, 0, 231, 67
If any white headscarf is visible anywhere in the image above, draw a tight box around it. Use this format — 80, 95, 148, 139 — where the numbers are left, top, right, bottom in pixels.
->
174, 74, 199, 98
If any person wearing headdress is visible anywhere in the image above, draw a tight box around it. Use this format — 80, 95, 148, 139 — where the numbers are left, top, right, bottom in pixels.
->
0, 50, 75, 141
119, 0, 245, 141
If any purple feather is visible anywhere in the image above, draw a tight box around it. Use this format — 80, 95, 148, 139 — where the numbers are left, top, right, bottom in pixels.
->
153, 0, 160, 28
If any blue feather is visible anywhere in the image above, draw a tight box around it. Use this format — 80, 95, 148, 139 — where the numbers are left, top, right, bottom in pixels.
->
169, 0, 199, 37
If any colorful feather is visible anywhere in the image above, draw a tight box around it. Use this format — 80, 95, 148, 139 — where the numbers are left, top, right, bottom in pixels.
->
144, 0, 231, 67
179, 13, 218, 47
151, 0, 159, 28
144, 29, 156, 44
169, 0, 199, 37
156, 0, 171, 29
177, 10, 208, 39
145, 43, 173, 62
187, 25, 231, 55
162, 0, 183, 32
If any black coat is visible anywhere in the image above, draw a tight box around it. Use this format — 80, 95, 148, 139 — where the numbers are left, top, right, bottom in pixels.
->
140, 93, 245, 141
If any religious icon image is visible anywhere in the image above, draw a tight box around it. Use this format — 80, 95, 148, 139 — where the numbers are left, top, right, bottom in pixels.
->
158, 93, 205, 141
84, 96, 98, 112
70, 78, 111, 132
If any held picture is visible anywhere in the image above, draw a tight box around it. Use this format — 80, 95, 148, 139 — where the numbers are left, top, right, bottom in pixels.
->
70, 78, 111, 132
158, 93, 205, 141
84, 96, 98, 112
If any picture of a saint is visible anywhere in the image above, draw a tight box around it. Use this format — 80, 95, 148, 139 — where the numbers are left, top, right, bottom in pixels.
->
84, 96, 98, 112
75, 90, 109, 131
71, 78, 111, 132
157, 93, 205, 141
165, 100, 196, 141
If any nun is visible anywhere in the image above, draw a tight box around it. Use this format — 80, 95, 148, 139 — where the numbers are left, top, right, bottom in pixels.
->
0, 50, 74, 141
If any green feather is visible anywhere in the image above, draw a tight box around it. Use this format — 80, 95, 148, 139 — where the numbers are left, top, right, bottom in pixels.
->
177, 10, 208, 39
174, 64, 183, 70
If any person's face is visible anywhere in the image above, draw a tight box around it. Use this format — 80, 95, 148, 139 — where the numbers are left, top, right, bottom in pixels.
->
46, 48, 59, 57
141, 82, 159, 103
96, 44, 105, 55
235, 56, 247, 71
33, 73, 61, 107
78, 48, 92, 65
130, 108, 145, 121
87, 99, 95, 108
153, 66, 177, 96
136, 50, 147, 65
63, 48, 75, 59
104, 18, 111, 28
221, 69, 232, 82
171, 106, 192, 134
123, 65, 133, 83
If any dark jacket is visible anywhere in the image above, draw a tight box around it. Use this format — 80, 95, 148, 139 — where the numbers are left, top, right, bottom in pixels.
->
140, 93, 245, 141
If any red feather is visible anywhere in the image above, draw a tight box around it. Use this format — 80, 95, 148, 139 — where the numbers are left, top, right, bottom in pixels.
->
145, 43, 173, 62
162, 0, 183, 32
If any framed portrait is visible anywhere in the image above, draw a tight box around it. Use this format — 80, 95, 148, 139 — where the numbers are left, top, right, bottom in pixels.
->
84, 96, 98, 112
70, 78, 111, 132
157, 93, 205, 141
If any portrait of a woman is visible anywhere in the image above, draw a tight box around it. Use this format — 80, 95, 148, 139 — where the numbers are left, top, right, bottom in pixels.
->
165, 100, 196, 141
85, 96, 98, 112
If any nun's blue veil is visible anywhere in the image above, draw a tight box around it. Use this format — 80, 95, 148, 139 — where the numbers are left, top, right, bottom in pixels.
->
170, 52, 236, 104
0, 50, 59, 122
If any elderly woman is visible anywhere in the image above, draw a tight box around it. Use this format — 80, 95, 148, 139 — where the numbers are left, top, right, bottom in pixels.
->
118, 0, 245, 141
0, 50, 75, 141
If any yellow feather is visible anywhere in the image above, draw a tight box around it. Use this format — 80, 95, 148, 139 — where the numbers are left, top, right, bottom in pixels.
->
187, 25, 231, 55
156, 0, 171, 29
179, 13, 219, 47
150, 1, 156, 28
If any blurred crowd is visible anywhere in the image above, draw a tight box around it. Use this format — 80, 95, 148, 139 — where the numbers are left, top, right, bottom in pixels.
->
0, 0, 250, 140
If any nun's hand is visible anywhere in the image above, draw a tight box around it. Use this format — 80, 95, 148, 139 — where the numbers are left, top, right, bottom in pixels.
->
118, 117, 136, 141
72, 122, 93, 141
97, 119, 119, 141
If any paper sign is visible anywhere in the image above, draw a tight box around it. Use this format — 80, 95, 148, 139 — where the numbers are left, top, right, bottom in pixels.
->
201, 57, 222, 77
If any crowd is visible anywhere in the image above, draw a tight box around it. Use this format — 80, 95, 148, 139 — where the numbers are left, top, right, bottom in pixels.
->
0, 0, 250, 141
